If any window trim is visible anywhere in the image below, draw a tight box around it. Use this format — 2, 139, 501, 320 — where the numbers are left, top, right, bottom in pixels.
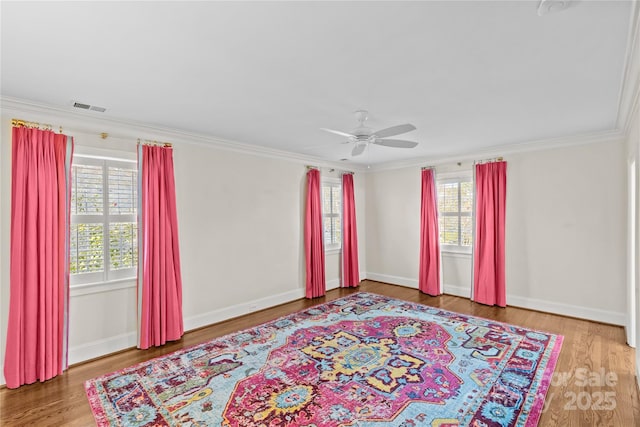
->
322, 177, 342, 252
70, 154, 138, 288
437, 171, 473, 254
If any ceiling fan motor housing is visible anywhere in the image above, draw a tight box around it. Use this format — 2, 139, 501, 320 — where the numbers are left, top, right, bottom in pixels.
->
354, 133, 373, 141
353, 110, 372, 138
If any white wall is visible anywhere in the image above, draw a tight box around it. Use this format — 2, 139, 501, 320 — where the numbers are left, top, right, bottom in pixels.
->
441, 254, 472, 297
0, 107, 367, 386
365, 167, 420, 287
625, 96, 640, 385
0, 114, 10, 387
175, 143, 304, 318
505, 140, 626, 324
365, 139, 627, 325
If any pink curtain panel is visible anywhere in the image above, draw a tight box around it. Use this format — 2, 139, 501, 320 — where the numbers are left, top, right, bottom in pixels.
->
4, 127, 73, 388
419, 168, 442, 296
304, 168, 326, 298
341, 174, 360, 288
473, 161, 507, 307
138, 145, 184, 349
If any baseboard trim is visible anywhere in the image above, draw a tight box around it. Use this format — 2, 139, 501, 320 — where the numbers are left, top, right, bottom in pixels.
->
506, 294, 625, 326
637, 358, 640, 392
443, 283, 471, 298
67, 275, 626, 371
183, 287, 306, 331
365, 272, 625, 326
68, 332, 137, 365
67, 282, 349, 369
365, 272, 418, 289
67, 287, 307, 366
326, 278, 340, 291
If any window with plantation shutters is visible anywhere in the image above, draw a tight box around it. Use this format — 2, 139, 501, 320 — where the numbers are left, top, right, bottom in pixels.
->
70, 156, 137, 286
322, 179, 342, 251
437, 173, 473, 253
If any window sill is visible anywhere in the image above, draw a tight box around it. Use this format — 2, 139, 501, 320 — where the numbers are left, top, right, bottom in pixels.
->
441, 250, 472, 259
70, 278, 136, 297
325, 248, 342, 256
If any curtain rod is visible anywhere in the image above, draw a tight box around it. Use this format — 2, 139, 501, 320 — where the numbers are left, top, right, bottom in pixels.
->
421, 166, 435, 170
137, 138, 172, 148
12, 118, 63, 134
474, 156, 504, 165
305, 165, 354, 174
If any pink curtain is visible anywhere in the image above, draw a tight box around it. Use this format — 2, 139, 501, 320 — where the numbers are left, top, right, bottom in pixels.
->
137, 145, 184, 349
305, 168, 325, 298
341, 174, 359, 287
419, 168, 442, 296
4, 127, 73, 389
473, 161, 507, 307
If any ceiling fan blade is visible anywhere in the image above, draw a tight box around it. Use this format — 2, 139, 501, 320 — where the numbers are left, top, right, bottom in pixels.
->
373, 123, 416, 138
320, 128, 356, 138
352, 144, 366, 156
373, 138, 418, 148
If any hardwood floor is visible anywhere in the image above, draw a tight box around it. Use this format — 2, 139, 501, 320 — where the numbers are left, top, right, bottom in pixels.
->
1, 280, 639, 426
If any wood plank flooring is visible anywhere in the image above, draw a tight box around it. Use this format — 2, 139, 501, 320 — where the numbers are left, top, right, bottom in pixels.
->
1, 280, 638, 426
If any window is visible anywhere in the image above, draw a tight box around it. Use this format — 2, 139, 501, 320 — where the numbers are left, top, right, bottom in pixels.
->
322, 179, 341, 251
437, 174, 473, 252
70, 156, 138, 286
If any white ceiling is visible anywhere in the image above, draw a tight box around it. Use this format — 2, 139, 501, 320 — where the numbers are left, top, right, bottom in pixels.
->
1, 1, 635, 166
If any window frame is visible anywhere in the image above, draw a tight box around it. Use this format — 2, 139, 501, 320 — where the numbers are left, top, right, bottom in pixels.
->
321, 177, 342, 253
70, 154, 138, 287
436, 171, 473, 254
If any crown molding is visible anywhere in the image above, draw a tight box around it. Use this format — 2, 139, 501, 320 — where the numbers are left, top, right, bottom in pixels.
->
1, 97, 367, 173
617, 0, 640, 135
367, 129, 625, 172
624, 79, 640, 136
1, 95, 627, 174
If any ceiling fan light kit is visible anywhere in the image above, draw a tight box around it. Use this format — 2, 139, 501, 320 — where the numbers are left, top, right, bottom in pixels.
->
321, 110, 418, 157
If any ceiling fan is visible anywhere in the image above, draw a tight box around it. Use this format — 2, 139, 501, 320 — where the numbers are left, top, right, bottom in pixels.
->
321, 110, 418, 156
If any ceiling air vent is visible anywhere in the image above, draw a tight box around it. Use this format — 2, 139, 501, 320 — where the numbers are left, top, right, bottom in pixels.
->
73, 101, 106, 112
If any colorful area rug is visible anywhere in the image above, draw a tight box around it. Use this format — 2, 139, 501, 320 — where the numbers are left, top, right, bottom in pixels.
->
85, 292, 563, 426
